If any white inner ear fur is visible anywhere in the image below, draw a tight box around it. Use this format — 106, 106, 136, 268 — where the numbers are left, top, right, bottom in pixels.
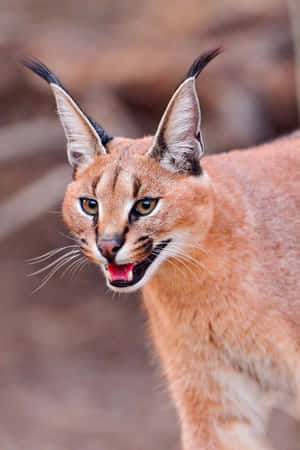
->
51, 84, 106, 168
148, 77, 204, 173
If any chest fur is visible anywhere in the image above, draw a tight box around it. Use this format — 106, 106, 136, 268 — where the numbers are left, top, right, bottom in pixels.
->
143, 289, 295, 437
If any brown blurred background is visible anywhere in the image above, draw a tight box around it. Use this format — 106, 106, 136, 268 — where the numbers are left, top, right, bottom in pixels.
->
1, 1, 300, 449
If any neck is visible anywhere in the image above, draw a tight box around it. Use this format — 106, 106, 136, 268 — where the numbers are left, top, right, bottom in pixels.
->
141, 176, 251, 364
140, 168, 297, 448
144, 246, 213, 304
143, 182, 236, 306
140, 187, 254, 445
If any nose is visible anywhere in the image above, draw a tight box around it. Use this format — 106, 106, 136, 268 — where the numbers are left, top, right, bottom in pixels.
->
97, 236, 124, 262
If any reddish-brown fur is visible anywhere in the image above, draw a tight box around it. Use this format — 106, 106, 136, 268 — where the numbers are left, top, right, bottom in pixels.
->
25, 53, 300, 449
62, 133, 300, 449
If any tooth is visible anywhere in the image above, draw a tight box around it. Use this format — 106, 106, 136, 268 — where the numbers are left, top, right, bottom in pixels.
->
128, 270, 133, 281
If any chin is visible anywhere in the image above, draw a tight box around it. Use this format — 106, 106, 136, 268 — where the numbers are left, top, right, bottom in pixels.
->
105, 276, 148, 294
102, 239, 171, 293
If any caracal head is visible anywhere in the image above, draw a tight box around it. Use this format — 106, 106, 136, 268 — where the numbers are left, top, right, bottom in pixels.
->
23, 49, 220, 292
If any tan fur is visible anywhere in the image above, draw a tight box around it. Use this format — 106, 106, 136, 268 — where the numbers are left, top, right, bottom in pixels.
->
23, 54, 299, 448
61, 132, 300, 449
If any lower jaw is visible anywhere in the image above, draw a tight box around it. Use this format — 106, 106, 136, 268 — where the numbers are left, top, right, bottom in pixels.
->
107, 239, 171, 290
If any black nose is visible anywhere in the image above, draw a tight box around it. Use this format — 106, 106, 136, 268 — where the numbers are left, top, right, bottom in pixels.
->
98, 236, 123, 262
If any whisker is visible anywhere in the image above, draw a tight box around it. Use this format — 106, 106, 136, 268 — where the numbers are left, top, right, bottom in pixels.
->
170, 256, 198, 280
161, 246, 208, 280
28, 250, 80, 276
61, 255, 85, 278
58, 232, 80, 243
181, 243, 210, 256
171, 250, 206, 270
27, 245, 79, 264
170, 252, 205, 274
70, 259, 88, 278
32, 254, 80, 293
47, 209, 62, 216
167, 243, 208, 270
147, 246, 188, 279
165, 257, 187, 279
60, 256, 81, 277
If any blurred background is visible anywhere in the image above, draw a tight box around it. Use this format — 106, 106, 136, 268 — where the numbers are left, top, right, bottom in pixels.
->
1, 0, 300, 449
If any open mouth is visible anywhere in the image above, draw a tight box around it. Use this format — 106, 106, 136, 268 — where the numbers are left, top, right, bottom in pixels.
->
106, 239, 170, 288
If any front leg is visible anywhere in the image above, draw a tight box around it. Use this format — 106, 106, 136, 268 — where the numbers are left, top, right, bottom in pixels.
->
175, 391, 227, 450
181, 416, 272, 450
181, 419, 222, 450
174, 381, 273, 450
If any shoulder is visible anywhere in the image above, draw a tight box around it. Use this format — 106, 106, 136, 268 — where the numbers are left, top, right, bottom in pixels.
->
202, 130, 300, 176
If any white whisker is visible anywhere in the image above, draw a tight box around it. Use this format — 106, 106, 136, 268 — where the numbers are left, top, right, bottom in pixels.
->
71, 259, 88, 278
165, 257, 187, 279
159, 240, 211, 280
28, 249, 80, 276
58, 231, 80, 243
61, 255, 86, 278
27, 245, 79, 264
32, 254, 80, 293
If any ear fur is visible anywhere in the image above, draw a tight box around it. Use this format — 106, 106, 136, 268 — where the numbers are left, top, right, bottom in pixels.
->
148, 48, 221, 175
51, 83, 106, 169
21, 59, 113, 170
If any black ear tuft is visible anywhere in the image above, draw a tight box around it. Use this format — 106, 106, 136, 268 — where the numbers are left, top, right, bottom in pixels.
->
185, 48, 222, 80
21, 58, 113, 146
87, 115, 113, 146
21, 58, 63, 88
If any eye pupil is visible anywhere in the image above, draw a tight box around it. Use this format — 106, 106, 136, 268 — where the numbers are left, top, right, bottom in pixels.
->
142, 200, 151, 210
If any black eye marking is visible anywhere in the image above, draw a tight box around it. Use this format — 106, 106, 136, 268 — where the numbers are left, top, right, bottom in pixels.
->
135, 237, 153, 253
92, 174, 102, 196
112, 165, 121, 191
133, 176, 142, 198
136, 236, 149, 243
81, 238, 87, 244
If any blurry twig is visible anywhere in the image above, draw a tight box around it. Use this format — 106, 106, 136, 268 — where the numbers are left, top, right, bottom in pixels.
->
0, 118, 63, 163
288, 0, 300, 124
0, 165, 70, 240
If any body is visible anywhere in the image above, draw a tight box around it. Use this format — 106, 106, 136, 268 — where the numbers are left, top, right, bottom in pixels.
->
23, 51, 300, 449
142, 133, 300, 449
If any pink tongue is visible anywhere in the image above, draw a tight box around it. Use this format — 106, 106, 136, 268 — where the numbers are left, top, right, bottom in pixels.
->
107, 262, 134, 281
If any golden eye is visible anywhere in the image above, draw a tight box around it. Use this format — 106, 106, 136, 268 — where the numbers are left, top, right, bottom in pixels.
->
80, 198, 98, 216
134, 198, 158, 216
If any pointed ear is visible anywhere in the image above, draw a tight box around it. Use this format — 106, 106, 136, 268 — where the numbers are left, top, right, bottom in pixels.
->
50, 83, 106, 169
147, 48, 221, 175
21, 59, 113, 170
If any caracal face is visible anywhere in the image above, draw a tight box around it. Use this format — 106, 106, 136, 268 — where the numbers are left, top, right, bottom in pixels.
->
62, 138, 213, 292
22, 50, 220, 292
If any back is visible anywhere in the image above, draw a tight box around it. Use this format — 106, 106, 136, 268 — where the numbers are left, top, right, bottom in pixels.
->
204, 132, 300, 318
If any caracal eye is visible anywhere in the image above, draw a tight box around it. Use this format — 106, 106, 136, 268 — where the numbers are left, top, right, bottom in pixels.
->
80, 198, 98, 216
134, 198, 158, 216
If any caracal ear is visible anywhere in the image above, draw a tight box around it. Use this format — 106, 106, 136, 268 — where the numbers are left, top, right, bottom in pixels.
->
50, 84, 107, 169
148, 48, 221, 175
21, 59, 113, 171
